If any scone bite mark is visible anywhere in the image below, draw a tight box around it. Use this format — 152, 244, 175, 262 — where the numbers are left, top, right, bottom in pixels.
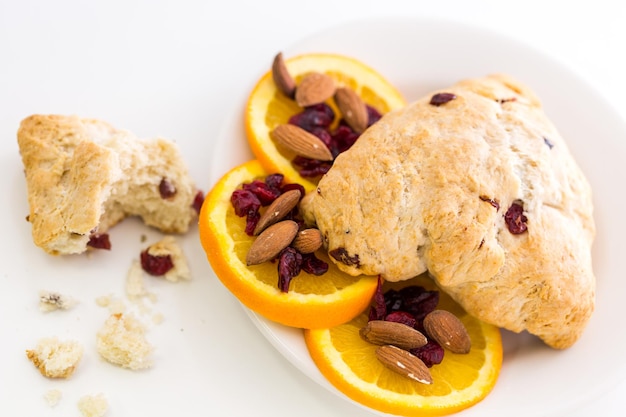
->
17, 115, 200, 255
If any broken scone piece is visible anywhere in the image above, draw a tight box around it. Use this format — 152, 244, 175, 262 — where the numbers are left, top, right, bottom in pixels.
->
96, 313, 153, 370
303, 74, 595, 349
140, 236, 191, 282
17, 114, 200, 255
26, 337, 83, 378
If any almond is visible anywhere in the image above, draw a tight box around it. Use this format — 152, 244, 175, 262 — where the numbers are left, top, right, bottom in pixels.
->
292, 228, 323, 254
246, 220, 298, 266
375, 345, 433, 384
423, 310, 472, 354
272, 52, 296, 99
334, 87, 368, 133
270, 124, 333, 161
295, 72, 335, 107
253, 189, 301, 235
360, 320, 427, 350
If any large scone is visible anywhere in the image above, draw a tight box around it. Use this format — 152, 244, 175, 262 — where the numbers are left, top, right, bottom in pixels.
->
18, 115, 199, 255
303, 74, 595, 349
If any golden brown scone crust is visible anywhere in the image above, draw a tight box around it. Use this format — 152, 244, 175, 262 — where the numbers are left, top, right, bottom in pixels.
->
304, 75, 595, 349
18, 115, 198, 255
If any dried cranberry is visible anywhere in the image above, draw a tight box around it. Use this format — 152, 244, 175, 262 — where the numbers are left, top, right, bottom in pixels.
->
329, 247, 360, 267
159, 178, 177, 199
330, 123, 360, 157
385, 311, 417, 328
429, 93, 457, 106
277, 247, 302, 292
410, 340, 444, 368
288, 103, 335, 132
394, 286, 439, 321
300, 252, 328, 275
87, 233, 111, 250
505, 202, 528, 234
264, 173, 284, 191
292, 157, 332, 178
192, 190, 205, 214
368, 276, 387, 321
366, 105, 382, 126
140, 250, 174, 276
242, 180, 281, 205
230, 189, 261, 217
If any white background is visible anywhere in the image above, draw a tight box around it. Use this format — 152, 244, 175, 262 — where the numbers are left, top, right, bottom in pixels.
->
1, 1, 624, 416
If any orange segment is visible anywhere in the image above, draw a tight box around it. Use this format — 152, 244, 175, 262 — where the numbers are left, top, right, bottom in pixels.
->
245, 53, 407, 191
198, 160, 379, 329
304, 274, 502, 416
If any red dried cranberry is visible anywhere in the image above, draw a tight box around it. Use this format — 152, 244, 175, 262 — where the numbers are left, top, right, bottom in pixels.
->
288, 103, 335, 132
366, 105, 382, 126
242, 180, 281, 206
329, 247, 360, 267
368, 276, 387, 321
505, 202, 528, 234
429, 93, 457, 106
300, 252, 329, 275
277, 247, 302, 292
159, 178, 177, 199
140, 250, 174, 276
385, 311, 417, 328
292, 157, 332, 178
410, 340, 444, 368
87, 233, 111, 250
192, 190, 205, 214
263, 173, 284, 191
330, 123, 360, 156
230, 189, 261, 217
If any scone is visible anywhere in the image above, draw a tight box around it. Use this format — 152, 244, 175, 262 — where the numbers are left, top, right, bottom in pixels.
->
303, 74, 595, 349
17, 115, 200, 255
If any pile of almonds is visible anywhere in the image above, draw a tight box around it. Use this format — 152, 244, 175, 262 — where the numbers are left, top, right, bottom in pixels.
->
361, 309, 471, 384
246, 189, 322, 266
270, 52, 370, 161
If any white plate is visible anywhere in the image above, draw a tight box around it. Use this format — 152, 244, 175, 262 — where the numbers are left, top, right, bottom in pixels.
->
210, 17, 626, 416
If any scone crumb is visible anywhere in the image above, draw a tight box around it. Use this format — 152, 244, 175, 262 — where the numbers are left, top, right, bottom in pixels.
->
78, 393, 108, 417
95, 294, 126, 314
39, 290, 77, 312
126, 260, 149, 300
96, 313, 153, 370
43, 388, 62, 407
142, 236, 191, 282
26, 337, 83, 378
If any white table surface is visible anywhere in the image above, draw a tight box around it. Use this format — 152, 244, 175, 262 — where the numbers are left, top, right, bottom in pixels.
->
1, 0, 624, 416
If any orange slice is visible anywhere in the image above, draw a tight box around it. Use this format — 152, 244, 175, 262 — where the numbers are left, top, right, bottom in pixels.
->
304, 274, 502, 416
198, 159, 379, 329
245, 53, 407, 191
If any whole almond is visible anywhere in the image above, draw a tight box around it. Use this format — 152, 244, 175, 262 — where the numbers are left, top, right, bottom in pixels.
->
271, 124, 333, 161
360, 320, 427, 350
292, 228, 323, 254
295, 72, 335, 107
375, 345, 433, 384
272, 52, 296, 99
334, 87, 369, 133
423, 310, 472, 354
246, 220, 298, 266
253, 189, 301, 235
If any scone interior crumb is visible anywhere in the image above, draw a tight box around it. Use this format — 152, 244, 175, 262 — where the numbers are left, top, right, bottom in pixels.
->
26, 337, 83, 378
78, 393, 108, 417
43, 388, 62, 407
96, 313, 153, 370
